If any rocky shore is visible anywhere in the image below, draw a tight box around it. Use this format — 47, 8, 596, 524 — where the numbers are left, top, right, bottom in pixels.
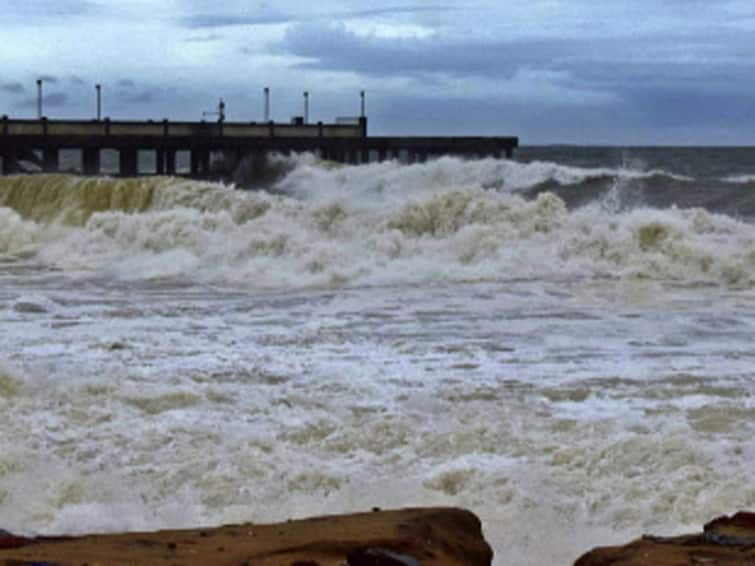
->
575, 511, 755, 565
0, 507, 492, 566
1, 509, 752, 565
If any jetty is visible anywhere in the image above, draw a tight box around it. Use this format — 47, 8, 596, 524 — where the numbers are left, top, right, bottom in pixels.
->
0, 114, 518, 177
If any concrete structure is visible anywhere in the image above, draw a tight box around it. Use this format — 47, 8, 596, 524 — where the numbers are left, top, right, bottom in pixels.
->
0, 115, 518, 177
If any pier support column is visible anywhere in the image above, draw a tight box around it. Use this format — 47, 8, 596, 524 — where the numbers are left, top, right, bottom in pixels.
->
1, 148, 19, 174
200, 149, 210, 176
360, 148, 370, 164
190, 150, 199, 176
83, 148, 100, 175
378, 149, 387, 162
119, 149, 138, 177
42, 148, 59, 172
190, 148, 210, 177
165, 150, 176, 175
156, 149, 165, 175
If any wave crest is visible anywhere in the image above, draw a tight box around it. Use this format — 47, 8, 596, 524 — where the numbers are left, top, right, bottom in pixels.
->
0, 158, 753, 288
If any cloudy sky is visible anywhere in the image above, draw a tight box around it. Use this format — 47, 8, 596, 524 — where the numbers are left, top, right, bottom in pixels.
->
2, 0, 755, 144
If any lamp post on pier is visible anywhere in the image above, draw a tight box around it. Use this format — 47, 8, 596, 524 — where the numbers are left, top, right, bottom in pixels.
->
96, 84, 102, 121
37, 79, 43, 119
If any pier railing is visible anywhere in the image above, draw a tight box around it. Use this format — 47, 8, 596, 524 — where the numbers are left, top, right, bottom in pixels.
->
0, 115, 517, 176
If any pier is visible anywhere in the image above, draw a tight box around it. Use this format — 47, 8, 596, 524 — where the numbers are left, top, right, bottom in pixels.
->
0, 115, 518, 177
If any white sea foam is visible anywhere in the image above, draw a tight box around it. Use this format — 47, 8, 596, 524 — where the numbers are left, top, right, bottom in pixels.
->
0, 158, 752, 289
0, 158, 753, 565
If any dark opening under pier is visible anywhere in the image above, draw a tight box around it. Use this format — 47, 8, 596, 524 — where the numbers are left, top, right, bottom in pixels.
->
0, 115, 518, 177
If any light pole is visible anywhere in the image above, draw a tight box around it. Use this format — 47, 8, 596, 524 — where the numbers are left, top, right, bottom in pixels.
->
37, 79, 43, 119
96, 84, 101, 121
360, 90, 365, 118
264, 87, 270, 122
303, 91, 309, 124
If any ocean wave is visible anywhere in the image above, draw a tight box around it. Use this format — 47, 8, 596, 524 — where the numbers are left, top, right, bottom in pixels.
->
0, 159, 753, 288
721, 174, 755, 184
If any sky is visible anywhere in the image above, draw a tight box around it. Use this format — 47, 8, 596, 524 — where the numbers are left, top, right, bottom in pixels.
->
2, 0, 755, 144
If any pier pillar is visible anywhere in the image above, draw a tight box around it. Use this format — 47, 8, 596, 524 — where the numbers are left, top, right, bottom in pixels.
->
377, 149, 386, 162
42, 148, 59, 172
1, 148, 19, 174
360, 148, 370, 164
190, 150, 198, 176
82, 148, 100, 175
119, 149, 138, 177
200, 149, 210, 176
165, 150, 176, 175
156, 149, 165, 175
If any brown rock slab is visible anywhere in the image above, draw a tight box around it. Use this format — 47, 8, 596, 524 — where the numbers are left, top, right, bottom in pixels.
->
0, 507, 492, 566
575, 511, 755, 565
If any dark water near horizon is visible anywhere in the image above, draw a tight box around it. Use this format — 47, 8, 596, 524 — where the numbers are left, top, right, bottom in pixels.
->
513, 146, 755, 219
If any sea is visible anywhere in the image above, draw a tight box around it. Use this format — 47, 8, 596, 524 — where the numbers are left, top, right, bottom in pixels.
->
0, 147, 753, 565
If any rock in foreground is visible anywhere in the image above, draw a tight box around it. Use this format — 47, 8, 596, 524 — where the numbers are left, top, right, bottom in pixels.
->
0, 507, 492, 566
576, 511, 755, 565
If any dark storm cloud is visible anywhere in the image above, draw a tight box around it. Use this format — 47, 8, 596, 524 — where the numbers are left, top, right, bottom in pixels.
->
278, 23, 755, 80
117, 79, 136, 88
38, 75, 59, 83
1, 82, 25, 94
181, 5, 452, 28
18, 92, 68, 108
184, 33, 223, 43
181, 13, 291, 28
278, 22, 755, 105
279, 23, 522, 77
1, 0, 96, 19
69, 75, 86, 85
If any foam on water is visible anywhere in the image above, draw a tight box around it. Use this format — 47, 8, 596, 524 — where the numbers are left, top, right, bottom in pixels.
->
0, 156, 753, 289
0, 156, 753, 565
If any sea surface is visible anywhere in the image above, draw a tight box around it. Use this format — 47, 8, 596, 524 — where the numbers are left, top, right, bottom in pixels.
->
0, 148, 753, 564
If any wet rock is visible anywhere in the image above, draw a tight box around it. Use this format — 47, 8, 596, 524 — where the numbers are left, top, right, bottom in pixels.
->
347, 547, 420, 566
0, 508, 492, 565
575, 511, 755, 565
0, 531, 35, 550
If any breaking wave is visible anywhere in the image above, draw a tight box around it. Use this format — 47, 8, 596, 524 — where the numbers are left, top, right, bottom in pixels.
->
0, 155, 753, 288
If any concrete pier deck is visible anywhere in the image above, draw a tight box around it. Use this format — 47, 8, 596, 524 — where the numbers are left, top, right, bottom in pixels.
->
0, 115, 518, 177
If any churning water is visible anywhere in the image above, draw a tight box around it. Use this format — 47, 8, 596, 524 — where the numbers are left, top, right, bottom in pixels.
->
0, 150, 753, 564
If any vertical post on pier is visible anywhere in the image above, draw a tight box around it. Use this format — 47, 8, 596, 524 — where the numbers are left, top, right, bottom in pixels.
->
264, 87, 270, 122
119, 149, 138, 177
156, 149, 165, 175
200, 149, 210, 176
42, 147, 59, 172
190, 149, 199, 176
96, 84, 102, 121
360, 90, 365, 118
37, 79, 43, 119
303, 91, 309, 124
83, 148, 100, 175
1, 148, 17, 174
166, 150, 176, 175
